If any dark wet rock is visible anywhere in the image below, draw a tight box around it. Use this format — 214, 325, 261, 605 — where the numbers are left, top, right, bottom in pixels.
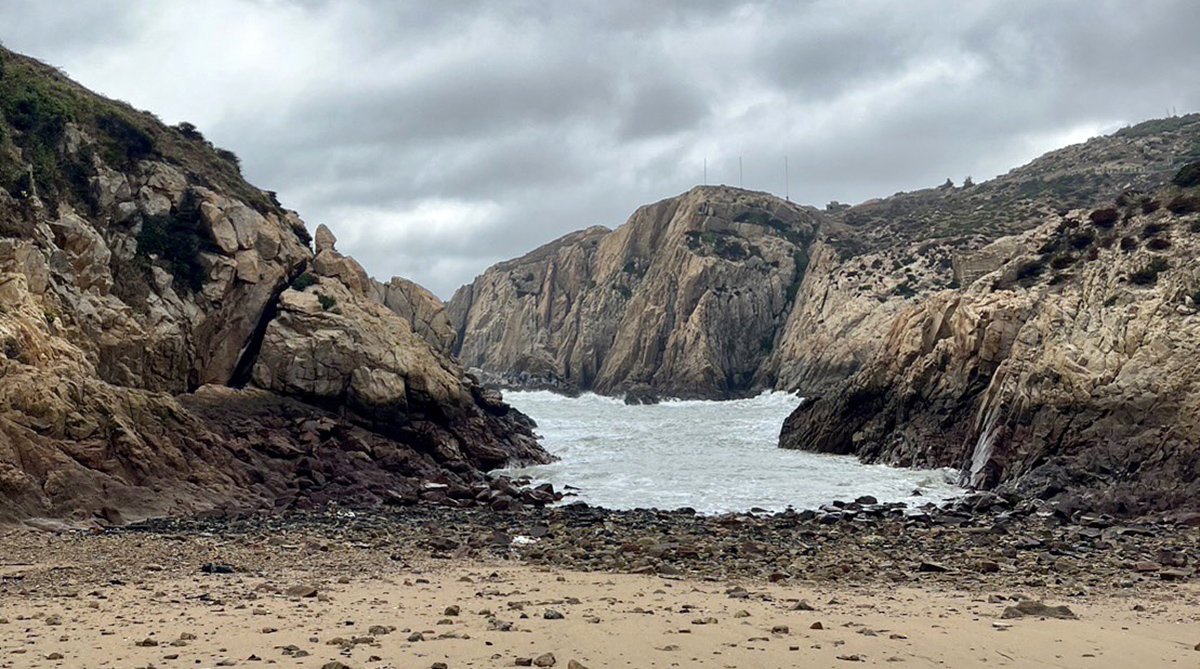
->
623, 387, 661, 406
1159, 568, 1194, 581
201, 563, 237, 574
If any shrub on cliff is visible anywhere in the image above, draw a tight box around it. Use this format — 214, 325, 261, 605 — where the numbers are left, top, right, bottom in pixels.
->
1167, 195, 1199, 215
291, 272, 318, 291
1129, 257, 1170, 286
1173, 161, 1200, 188
135, 193, 212, 292
1089, 208, 1119, 228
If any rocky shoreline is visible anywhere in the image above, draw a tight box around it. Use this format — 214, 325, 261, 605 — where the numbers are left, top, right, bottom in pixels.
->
82, 489, 1196, 596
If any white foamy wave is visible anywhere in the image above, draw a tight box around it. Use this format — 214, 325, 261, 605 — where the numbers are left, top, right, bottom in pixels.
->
500, 390, 961, 514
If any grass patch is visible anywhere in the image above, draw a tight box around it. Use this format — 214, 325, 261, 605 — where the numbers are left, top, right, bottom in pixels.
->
0, 47, 278, 214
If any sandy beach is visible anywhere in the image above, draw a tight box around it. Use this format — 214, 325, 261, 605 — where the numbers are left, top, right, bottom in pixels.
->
2, 524, 1199, 669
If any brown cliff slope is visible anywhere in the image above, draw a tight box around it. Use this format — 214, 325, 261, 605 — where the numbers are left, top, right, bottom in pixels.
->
780, 178, 1200, 514
449, 186, 820, 399
766, 115, 1200, 395
454, 117, 1200, 400
0, 47, 546, 524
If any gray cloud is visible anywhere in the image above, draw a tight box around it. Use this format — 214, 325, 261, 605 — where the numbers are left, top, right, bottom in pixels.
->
1, 0, 1198, 296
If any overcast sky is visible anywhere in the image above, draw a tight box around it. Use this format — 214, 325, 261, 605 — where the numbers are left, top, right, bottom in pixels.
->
2, 1, 1197, 297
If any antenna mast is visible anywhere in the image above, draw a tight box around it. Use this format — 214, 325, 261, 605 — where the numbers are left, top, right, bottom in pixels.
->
785, 156, 790, 201
739, 156, 743, 188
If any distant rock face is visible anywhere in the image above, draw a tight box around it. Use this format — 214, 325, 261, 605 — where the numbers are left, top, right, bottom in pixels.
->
452, 116, 1200, 401
780, 186, 1200, 514
0, 47, 547, 524
449, 186, 820, 399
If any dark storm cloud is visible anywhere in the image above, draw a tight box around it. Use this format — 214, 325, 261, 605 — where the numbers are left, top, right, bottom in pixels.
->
1, 0, 1198, 296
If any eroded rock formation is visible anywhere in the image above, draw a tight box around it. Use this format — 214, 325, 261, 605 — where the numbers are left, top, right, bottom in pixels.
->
453, 116, 1200, 400
449, 186, 820, 399
0, 48, 546, 524
781, 184, 1200, 513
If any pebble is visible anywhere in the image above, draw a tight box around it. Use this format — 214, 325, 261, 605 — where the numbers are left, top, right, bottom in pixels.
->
533, 652, 557, 667
285, 584, 319, 598
1000, 601, 1077, 620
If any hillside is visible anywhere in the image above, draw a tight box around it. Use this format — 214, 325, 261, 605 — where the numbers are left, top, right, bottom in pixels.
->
0, 47, 548, 524
451, 115, 1200, 399
780, 171, 1200, 514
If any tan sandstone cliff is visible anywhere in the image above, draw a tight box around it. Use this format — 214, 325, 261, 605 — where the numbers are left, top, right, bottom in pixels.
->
0, 48, 546, 525
449, 186, 820, 399
780, 181, 1200, 514
453, 117, 1200, 401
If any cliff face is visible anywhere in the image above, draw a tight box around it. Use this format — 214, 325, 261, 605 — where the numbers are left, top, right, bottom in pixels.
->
454, 117, 1200, 400
780, 182, 1200, 514
0, 48, 546, 524
449, 186, 820, 399
767, 115, 1200, 395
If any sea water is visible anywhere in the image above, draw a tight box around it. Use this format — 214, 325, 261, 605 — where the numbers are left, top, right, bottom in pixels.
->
499, 391, 962, 514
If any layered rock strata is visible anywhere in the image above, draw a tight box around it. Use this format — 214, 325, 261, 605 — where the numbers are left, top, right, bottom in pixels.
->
0, 47, 546, 524
781, 184, 1200, 513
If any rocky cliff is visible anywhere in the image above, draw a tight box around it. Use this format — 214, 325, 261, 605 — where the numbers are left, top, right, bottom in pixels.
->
453, 117, 1200, 400
449, 186, 820, 399
780, 175, 1200, 514
0, 48, 546, 525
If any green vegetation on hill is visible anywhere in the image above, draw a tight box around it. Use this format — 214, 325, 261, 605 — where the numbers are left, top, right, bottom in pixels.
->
829, 115, 1200, 258
0, 47, 272, 212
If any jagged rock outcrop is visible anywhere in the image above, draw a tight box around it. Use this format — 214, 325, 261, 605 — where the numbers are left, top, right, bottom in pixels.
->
449, 186, 820, 398
765, 115, 1200, 395
781, 181, 1200, 514
453, 116, 1200, 401
0, 47, 546, 524
252, 234, 541, 469
372, 276, 456, 355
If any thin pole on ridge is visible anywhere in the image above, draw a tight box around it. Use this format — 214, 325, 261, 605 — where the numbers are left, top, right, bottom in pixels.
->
785, 156, 790, 202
